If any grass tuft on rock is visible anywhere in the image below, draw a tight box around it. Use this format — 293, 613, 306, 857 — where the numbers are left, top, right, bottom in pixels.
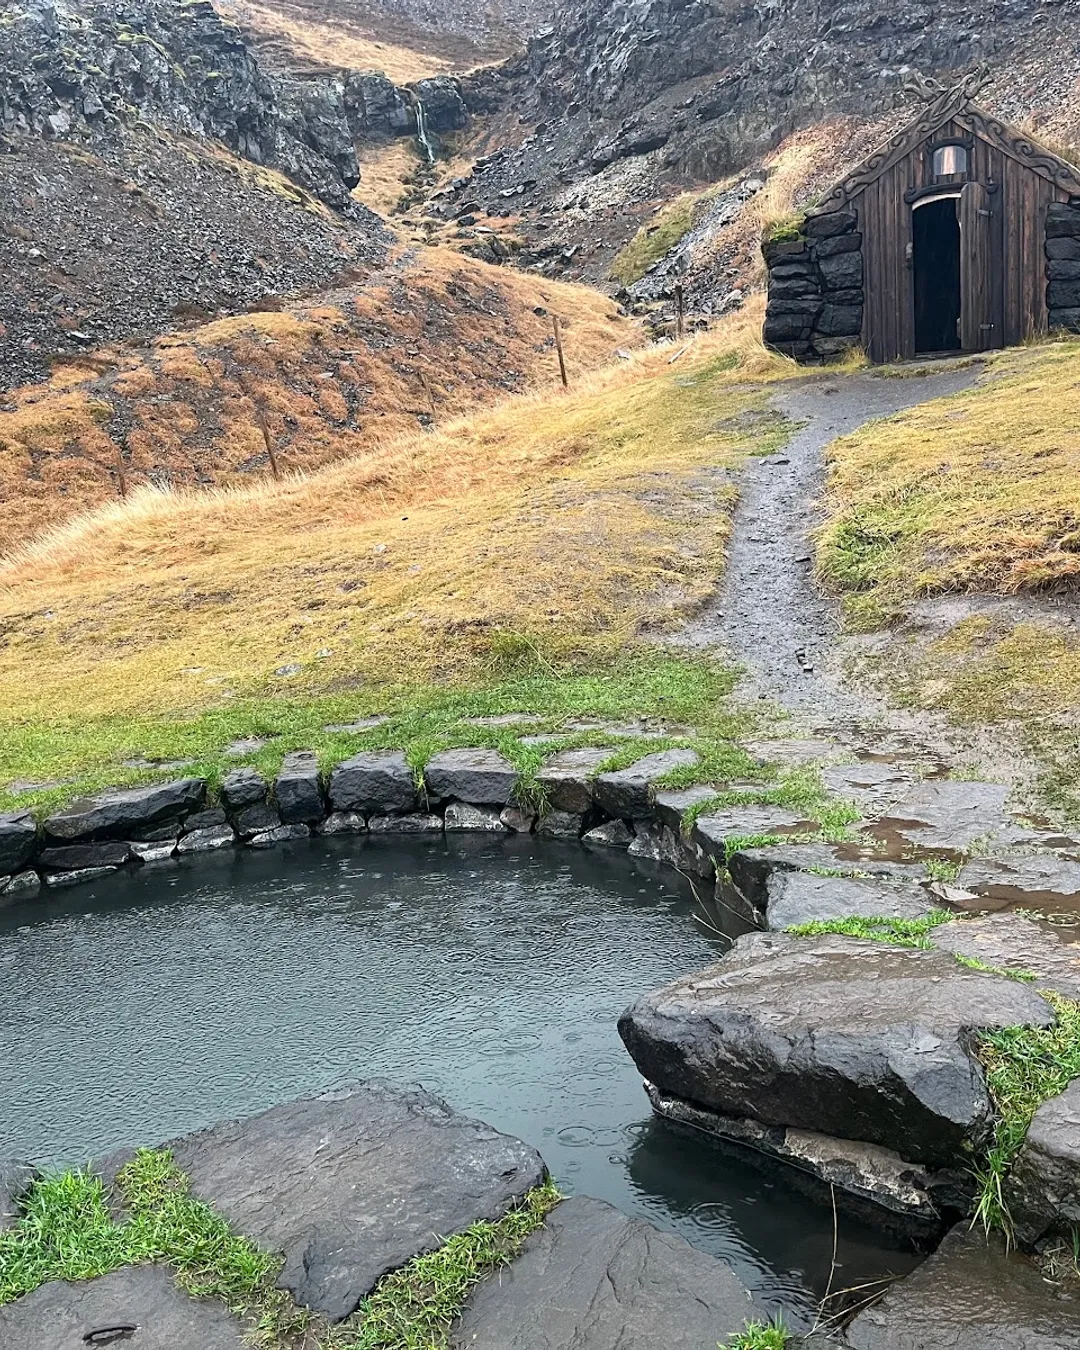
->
718, 1315, 790, 1349
974, 992, 1080, 1238
785, 910, 954, 948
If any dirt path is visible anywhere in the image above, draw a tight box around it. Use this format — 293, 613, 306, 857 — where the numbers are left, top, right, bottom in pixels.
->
680, 362, 981, 745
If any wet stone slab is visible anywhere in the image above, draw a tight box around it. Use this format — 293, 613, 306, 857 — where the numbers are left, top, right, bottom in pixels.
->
1007, 1078, 1080, 1246
846, 1223, 1080, 1349
957, 853, 1080, 912
820, 761, 917, 812
424, 748, 518, 805
690, 806, 813, 861
763, 871, 937, 930
0, 1265, 250, 1349
728, 842, 929, 911
619, 932, 1052, 1168
934, 914, 1080, 1000
534, 747, 612, 814
118, 1081, 546, 1323
592, 749, 700, 820
869, 780, 1040, 854
451, 1195, 760, 1350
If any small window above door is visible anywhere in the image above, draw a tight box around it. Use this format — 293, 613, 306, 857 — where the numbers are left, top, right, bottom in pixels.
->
932, 143, 968, 178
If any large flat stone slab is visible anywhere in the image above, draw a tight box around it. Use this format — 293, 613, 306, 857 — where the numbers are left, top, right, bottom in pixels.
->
424, 748, 518, 805
846, 1224, 1080, 1349
1006, 1078, 1080, 1245
534, 747, 612, 814
870, 780, 1017, 853
934, 914, 1080, 999
593, 749, 700, 820
161, 1081, 546, 1322
618, 932, 1052, 1167
0, 1265, 249, 1349
820, 761, 916, 812
764, 871, 937, 930
44, 779, 206, 843
451, 1196, 759, 1350
957, 853, 1080, 912
328, 750, 416, 814
690, 806, 812, 860
728, 842, 928, 911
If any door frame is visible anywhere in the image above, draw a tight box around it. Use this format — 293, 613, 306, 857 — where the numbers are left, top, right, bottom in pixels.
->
910, 192, 962, 355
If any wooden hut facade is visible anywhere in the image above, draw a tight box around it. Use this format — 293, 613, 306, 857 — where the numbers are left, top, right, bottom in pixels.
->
763, 85, 1080, 363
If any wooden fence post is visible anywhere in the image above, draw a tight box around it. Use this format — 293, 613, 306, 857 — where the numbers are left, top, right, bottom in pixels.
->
552, 314, 569, 388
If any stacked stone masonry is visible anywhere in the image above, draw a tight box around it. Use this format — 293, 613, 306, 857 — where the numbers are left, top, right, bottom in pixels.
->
762, 210, 865, 362
1045, 200, 1080, 333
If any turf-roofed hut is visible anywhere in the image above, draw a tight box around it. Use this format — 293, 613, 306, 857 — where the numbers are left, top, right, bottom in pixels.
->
762, 76, 1080, 363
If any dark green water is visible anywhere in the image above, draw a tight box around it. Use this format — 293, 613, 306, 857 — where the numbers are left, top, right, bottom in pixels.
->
0, 834, 921, 1323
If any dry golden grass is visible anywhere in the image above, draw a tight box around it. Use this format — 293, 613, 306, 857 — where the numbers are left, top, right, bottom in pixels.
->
0, 247, 635, 549
0, 300, 794, 724
353, 142, 423, 217
818, 342, 1080, 619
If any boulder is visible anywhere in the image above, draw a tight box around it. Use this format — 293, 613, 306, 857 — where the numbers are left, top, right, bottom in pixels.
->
2, 871, 40, 897
130, 840, 177, 863
177, 825, 236, 853
537, 810, 584, 838
161, 1081, 546, 1321
0, 810, 37, 875
0, 1159, 36, 1230
1006, 1078, 1080, 1244
690, 806, 811, 862
934, 914, 1080, 998
957, 853, 1080, 911
583, 820, 633, 848
274, 751, 324, 824
37, 842, 131, 872
818, 248, 862, 289
181, 808, 227, 834
534, 747, 612, 813
424, 748, 518, 805
764, 872, 937, 930
627, 822, 663, 861
728, 842, 927, 911
249, 824, 311, 848
618, 932, 1052, 1167
328, 750, 416, 814
0, 1265, 250, 1349
220, 767, 267, 811
451, 1195, 760, 1350
500, 807, 536, 832
317, 811, 368, 835
444, 802, 508, 831
368, 814, 443, 833
44, 779, 206, 843
593, 750, 700, 820
846, 1223, 1080, 1349
651, 786, 720, 833
233, 803, 281, 839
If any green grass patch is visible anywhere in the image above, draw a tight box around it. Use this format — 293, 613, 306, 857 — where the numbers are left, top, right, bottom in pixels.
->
974, 991, 1080, 1237
785, 909, 954, 948
924, 857, 962, 882
609, 192, 709, 286
953, 954, 1037, 982
718, 1316, 791, 1349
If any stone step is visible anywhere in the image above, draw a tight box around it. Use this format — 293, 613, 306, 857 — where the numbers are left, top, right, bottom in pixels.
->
762, 871, 938, 930
934, 913, 1080, 1000
957, 853, 1080, 913
728, 842, 928, 911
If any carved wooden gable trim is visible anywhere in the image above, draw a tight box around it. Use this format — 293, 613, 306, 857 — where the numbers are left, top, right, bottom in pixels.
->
810, 95, 1080, 216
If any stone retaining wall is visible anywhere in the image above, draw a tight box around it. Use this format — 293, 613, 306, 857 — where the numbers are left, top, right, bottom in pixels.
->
762, 210, 865, 363
1045, 200, 1080, 333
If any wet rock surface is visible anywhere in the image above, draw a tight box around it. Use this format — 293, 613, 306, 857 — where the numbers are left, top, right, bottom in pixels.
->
593, 749, 699, 820
328, 751, 417, 815
935, 914, 1080, 999
846, 1223, 1080, 1349
452, 1195, 760, 1350
44, 780, 206, 843
0, 1264, 250, 1349
872, 780, 1018, 853
727, 842, 929, 912
1006, 1079, 1080, 1245
534, 746, 612, 814
0, 1159, 36, 1231
619, 932, 1052, 1167
156, 1081, 546, 1321
690, 806, 812, 860
763, 871, 937, 931
0, 811, 37, 877
424, 748, 518, 806
958, 853, 1080, 911
274, 751, 325, 824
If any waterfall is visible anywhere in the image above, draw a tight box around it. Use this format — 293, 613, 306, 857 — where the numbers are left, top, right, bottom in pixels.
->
415, 100, 436, 165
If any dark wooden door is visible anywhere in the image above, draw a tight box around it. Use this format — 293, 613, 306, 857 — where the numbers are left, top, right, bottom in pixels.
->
959, 181, 1000, 350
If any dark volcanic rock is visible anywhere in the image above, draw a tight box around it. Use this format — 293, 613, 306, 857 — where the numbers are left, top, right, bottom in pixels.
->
618, 932, 1052, 1168
537, 809, 584, 838
872, 780, 1017, 852
220, 767, 267, 811
444, 802, 508, 831
0, 1159, 36, 1230
728, 842, 928, 911
38, 842, 132, 872
764, 871, 937, 930
846, 1223, 1080, 1349
0, 1265, 250, 1348
177, 824, 236, 853
328, 750, 417, 814
163, 1081, 546, 1321
249, 823, 311, 847
534, 747, 612, 813
452, 1195, 759, 1350
182, 807, 228, 834
651, 785, 720, 832
957, 853, 1080, 911
233, 802, 281, 839
368, 813, 442, 833
424, 748, 518, 805
1006, 1079, 1080, 1245
690, 806, 811, 860
44, 779, 206, 843
274, 751, 324, 824
0, 810, 37, 876
593, 749, 700, 819
934, 914, 1080, 1000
